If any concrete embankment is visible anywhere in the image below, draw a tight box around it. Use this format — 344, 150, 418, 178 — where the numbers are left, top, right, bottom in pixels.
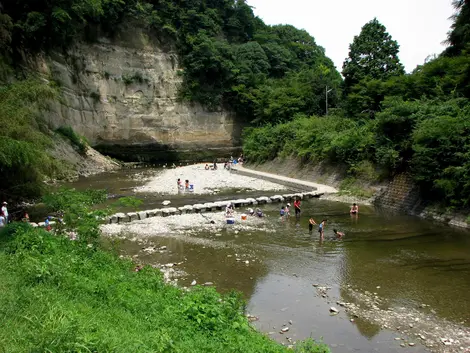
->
107, 191, 323, 224
230, 165, 338, 194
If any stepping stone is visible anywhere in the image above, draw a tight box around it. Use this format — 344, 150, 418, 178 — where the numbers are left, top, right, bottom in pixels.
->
127, 212, 138, 222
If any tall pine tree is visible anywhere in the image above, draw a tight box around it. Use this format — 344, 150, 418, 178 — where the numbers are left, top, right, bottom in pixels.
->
342, 18, 404, 94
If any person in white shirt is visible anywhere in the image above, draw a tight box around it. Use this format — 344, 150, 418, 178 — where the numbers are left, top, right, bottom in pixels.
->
0, 214, 5, 227
1, 202, 8, 224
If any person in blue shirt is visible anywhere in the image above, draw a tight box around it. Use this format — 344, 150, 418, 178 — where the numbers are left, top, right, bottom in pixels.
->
280, 206, 285, 218
318, 219, 327, 240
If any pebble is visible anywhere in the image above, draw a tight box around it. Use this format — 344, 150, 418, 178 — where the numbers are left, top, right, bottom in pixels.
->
330, 307, 339, 313
191, 280, 197, 286
408, 343, 415, 347
400, 343, 406, 347
288, 320, 293, 325
281, 327, 289, 333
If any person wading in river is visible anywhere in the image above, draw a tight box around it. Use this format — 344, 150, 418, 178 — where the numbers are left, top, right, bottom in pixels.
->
309, 217, 317, 233
294, 198, 301, 219
350, 203, 359, 214
318, 219, 327, 240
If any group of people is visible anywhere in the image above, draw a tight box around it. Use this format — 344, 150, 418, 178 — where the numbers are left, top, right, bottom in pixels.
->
204, 161, 218, 170
275, 198, 357, 240
177, 178, 193, 192
225, 203, 264, 218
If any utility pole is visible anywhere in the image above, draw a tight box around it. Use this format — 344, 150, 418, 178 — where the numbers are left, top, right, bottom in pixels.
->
325, 86, 333, 115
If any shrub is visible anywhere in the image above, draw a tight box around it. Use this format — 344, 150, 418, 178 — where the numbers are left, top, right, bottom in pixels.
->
56, 126, 88, 155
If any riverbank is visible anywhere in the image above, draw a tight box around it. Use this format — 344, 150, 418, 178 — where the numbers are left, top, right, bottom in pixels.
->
0, 222, 329, 353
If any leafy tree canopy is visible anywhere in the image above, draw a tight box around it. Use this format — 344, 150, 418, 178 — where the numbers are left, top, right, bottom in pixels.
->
342, 18, 404, 93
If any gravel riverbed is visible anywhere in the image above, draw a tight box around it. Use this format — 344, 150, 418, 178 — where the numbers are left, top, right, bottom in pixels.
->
135, 164, 287, 194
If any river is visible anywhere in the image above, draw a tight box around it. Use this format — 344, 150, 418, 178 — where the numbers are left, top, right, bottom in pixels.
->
68, 167, 470, 353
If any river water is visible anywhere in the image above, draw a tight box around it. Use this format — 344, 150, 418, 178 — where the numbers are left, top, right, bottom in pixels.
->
68, 168, 470, 353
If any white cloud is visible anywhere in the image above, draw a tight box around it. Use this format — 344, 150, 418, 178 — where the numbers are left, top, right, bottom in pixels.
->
247, 0, 455, 73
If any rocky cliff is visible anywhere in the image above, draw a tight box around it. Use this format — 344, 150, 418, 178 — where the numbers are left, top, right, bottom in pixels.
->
32, 26, 241, 162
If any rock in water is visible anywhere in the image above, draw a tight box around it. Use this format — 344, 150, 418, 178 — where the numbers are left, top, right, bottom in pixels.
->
330, 307, 339, 313
281, 327, 289, 333
191, 280, 197, 286
162, 200, 171, 206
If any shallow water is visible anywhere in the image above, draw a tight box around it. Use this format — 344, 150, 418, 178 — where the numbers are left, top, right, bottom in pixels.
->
73, 169, 470, 352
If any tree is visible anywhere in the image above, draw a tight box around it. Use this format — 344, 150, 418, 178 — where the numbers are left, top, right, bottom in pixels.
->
342, 18, 404, 94
445, 0, 470, 56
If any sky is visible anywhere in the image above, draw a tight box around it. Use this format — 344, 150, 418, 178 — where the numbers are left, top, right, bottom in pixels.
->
247, 0, 455, 73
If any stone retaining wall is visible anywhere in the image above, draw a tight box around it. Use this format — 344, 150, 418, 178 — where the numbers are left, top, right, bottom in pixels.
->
108, 191, 323, 224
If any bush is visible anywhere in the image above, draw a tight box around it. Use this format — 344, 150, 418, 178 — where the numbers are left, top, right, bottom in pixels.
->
56, 126, 88, 155
411, 109, 470, 207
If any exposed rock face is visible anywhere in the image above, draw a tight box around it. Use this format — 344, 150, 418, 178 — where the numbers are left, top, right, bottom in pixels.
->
35, 27, 241, 162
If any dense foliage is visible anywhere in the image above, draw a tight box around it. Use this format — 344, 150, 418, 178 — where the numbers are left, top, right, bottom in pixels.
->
1, 0, 340, 120
1, 0, 470, 209
0, 189, 329, 353
244, 3, 470, 208
0, 79, 67, 201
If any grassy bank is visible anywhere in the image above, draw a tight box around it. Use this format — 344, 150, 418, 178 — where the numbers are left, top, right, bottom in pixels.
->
0, 189, 329, 353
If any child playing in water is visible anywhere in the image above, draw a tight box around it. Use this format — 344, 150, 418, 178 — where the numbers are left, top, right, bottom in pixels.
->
280, 206, 285, 218
309, 217, 317, 232
185, 180, 190, 189
333, 229, 345, 239
285, 203, 291, 218
318, 219, 327, 239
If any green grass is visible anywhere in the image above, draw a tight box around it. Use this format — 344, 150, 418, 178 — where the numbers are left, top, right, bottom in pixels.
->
339, 177, 375, 199
0, 222, 330, 353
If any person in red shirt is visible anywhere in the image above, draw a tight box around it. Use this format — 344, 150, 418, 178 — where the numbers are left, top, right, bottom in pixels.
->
293, 198, 301, 219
